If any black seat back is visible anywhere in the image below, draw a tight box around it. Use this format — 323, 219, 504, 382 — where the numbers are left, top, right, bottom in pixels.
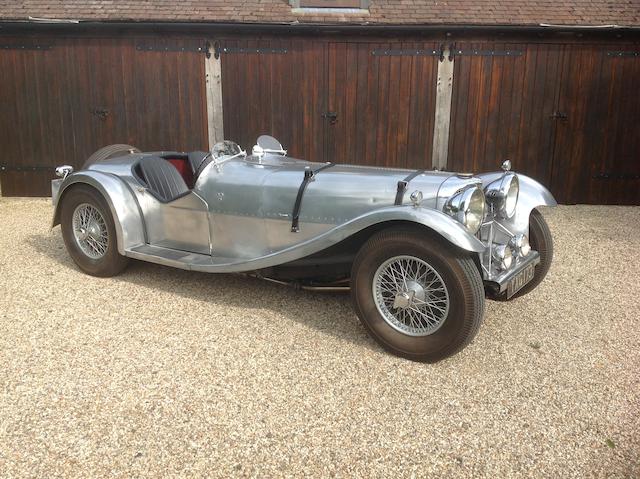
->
188, 151, 213, 180
136, 156, 190, 203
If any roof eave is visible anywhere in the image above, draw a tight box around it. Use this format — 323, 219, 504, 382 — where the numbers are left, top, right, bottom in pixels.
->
1, 19, 639, 34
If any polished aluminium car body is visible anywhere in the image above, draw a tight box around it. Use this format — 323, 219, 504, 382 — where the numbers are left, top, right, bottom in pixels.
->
52, 136, 557, 361
51, 138, 555, 295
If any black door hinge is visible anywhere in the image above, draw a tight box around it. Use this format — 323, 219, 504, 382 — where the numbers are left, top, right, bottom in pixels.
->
135, 43, 210, 55
371, 48, 440, 57
219, 46, 288, 55
0, 165, 55, 172
0, 44, 52, 51
593, 172, 640, 180
454, 49, 523, 57
606, 51, 640, 58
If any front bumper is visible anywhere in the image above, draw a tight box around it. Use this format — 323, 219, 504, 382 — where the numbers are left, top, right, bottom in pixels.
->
485, 250, 540, 293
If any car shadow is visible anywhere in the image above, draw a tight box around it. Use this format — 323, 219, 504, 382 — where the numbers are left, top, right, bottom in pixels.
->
28, 232, 379, 353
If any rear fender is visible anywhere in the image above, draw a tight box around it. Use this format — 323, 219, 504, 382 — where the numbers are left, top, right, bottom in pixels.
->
51, 171, 146, 255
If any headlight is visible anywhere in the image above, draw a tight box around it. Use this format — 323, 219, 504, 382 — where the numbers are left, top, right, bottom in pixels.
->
510, 233, 531, 257
492, 244, 513, 271
443, 185, 486, 234
485, 173, 519, 219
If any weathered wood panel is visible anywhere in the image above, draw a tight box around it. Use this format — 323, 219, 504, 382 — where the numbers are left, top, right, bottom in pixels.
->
220, 38, 326, 162
449, 41, 640, 204
1, 33, 638, 204
447, 42, 563, 189
326, 42, 439, 168
0, 36, 208, 196
551, 44, 640, 204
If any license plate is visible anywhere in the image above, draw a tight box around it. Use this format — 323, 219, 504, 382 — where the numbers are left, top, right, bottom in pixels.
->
506, 263, 535, 299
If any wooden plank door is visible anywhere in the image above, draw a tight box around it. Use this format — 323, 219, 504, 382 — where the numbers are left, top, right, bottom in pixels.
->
0, 36, 208, 197
113, 37, 209, 153
326, 42, 439, 169
551, 45, 640, 204
0, 38, 78, 196
447, 43, 563, 190
220, 39, 326, 162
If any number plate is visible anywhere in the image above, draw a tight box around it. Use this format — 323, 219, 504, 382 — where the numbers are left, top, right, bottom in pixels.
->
506, 263, 536, 299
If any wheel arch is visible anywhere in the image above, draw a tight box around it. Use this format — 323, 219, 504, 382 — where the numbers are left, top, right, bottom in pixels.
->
52, 172, 146, 255
348, 207, 486, 254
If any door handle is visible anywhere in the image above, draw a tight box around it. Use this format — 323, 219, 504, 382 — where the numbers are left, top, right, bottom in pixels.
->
550, 111, 568, 121
91, 108, 110, 121
322, 111, 338, 124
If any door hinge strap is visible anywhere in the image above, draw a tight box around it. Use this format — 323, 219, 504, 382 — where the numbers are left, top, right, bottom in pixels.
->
606, 51, 640, 58
0, 44, 52, 51
291, 163, 335, 232
593, 172, 640, 180
453, 49, 522, 57
371, 48, 440, 57
395, 170, 425, 206
220, 47, 288, 54
0, 165, 55, 171
135, 43, 209, 54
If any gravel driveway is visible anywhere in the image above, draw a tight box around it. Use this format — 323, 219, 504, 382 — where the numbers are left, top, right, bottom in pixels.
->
0, 198, 638, 477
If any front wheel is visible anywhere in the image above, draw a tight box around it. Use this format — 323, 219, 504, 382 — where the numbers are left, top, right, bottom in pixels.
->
351, 228, 485, 362
60, 185, 129, 277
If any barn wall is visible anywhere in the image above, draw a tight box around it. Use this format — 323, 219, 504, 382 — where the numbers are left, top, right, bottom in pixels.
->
0, 30, 638, 204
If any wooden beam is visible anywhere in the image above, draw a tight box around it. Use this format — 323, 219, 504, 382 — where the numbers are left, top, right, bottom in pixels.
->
431, 46, 454, 170
205, 41, 224, 148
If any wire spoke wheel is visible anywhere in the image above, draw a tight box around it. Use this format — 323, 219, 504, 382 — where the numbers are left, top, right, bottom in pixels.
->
373, 255, 450, 336
71, 203, 109, 259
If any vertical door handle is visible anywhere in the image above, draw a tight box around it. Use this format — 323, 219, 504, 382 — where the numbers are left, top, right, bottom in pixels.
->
91, 108, 110, 121
550, 111, 568, 121
323, 111, 338, 124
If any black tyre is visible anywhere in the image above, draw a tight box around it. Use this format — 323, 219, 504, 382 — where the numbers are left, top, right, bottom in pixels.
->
82, 144, 140, 169
493, 208, 553, 301
60, 185, 129, 277
351, 227, 485, 362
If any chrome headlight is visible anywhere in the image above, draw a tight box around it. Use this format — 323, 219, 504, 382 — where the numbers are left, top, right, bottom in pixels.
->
55, 165, 74, 179
443, 185, 486, 234
485, 173, 519, 219
510, 233, 531, 257
492, 244, 513, 271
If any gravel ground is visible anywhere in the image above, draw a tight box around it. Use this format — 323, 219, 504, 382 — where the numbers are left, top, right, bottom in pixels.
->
0, 198, 638, 478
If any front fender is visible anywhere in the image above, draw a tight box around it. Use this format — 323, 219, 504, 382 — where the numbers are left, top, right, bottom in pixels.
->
350, 206, 486, 253
51, 171, 146, 255
477, 172, 557, 232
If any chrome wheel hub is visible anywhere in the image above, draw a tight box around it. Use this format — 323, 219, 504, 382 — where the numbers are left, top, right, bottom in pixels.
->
373, 255, 450, 336
72, 203, 108, 259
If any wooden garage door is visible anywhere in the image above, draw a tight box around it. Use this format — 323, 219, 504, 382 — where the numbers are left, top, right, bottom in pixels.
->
0, 36, 208, 197
551, 45, 640, 204
326, 42, 439, 168
221, 40, 439, 169
447, 43, 562, 188
220, 39, 326, 162
448, 42, 640, 205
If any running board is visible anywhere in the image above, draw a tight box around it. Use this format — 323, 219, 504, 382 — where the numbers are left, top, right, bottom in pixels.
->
126, 244, 224, 271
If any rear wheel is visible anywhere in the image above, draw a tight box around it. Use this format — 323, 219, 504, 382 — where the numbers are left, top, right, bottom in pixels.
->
351, 228, 485, 362
60, 185, 129, 277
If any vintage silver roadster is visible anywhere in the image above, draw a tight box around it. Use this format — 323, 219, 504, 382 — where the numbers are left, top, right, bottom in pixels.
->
51, 136, 555, 361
